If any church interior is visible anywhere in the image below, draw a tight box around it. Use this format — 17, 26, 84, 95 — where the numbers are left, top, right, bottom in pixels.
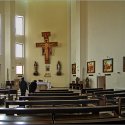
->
0, 0, 125, 124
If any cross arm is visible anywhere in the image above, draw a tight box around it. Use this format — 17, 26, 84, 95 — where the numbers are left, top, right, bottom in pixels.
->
49, 42, 58, 47
36, 43, 45, 47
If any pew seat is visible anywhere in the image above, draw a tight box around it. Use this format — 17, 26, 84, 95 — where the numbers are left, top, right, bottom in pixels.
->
0, 117, 125, 125
0, 115, 52, 124
5, 99, 99, 108
55, 117, 125, 124
0, 105, 119, 117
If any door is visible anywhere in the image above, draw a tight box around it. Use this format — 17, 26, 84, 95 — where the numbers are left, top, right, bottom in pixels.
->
97, 76, 106, 89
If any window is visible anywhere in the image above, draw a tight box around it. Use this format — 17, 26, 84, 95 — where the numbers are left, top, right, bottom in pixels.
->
16, 65, 23, 75
15, 43, 24, 58
15, 15, 25, 76
15, 16, 24, 35
0, 14, 1, 55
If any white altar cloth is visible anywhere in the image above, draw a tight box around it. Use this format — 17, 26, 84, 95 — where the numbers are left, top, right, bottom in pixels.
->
37, 81, 51, 89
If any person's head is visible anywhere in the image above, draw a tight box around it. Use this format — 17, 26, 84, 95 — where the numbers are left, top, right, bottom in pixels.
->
21, 77, 24, 81
34, 80, 37, 82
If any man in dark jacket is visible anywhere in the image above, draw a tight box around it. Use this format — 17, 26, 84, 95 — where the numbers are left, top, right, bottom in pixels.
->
29, 80, 37, 93
19, 77, 28, 96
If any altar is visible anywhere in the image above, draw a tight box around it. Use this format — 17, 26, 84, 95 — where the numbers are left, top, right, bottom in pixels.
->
37, 81, 51, 90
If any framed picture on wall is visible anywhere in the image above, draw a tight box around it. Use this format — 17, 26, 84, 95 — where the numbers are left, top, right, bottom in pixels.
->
103, 58, 113, 73
72, 64, 76, 74
123, 57, 125, 72
87, 61, 95, 73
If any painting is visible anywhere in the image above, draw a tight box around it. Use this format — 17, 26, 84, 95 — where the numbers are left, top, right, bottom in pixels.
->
103, 58, 113, 73
123, 57, 125, 72
87, 61, 95, 73
46, 65, 50, 71
72, 64, 76, 74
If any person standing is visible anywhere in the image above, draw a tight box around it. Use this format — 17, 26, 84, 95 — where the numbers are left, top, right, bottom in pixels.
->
19, 77, 28, 96
29, 80, 37, 93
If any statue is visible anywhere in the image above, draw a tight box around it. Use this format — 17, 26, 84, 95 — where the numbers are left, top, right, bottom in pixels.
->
76, 77, 80, 84
33, 61, 39, 76
56, 61, 62, 76
85, 77, 89, 88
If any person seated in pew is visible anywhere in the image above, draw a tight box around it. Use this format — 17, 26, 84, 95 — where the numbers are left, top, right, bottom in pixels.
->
29, 80, 37, 93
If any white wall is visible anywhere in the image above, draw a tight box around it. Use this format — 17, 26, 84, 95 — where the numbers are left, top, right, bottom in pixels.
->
25, 0, 70, 87
84, 1, 125, 89
0, 1, 5, 87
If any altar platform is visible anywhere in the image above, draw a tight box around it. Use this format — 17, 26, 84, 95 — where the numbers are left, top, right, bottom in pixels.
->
37, 81, 51, 90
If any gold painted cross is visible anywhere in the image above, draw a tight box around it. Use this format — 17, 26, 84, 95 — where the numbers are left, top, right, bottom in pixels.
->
36, 32, 58, 64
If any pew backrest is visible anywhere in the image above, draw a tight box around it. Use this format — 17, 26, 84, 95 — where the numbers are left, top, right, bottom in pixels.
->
28, 93, 79, 96
40, 89, 69, 92
34, 91, 74, 93
81, 88, 103, 94
19, 95, 87, 100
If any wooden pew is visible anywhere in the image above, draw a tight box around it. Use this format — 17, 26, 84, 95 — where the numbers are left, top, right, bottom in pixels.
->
94, 90, 125, 105
94, 89, 114, 96
85, 89, 114, 95
55, 117, 125, 124
40, 89, 69, 92
34, 91, 74, 93
5, 99, 99, 108
0, 115, 52, 124
0, 89, 17, 100
19, 95, 87, 100
93, 89, 115, 106
0, 105, 119, 123
0, 89, 9, 94
8, 89, 18, 100
0, 116, 125, 125
81, 88, 103, 94
28, 93, 79, 96
69, 83, 83, 90
103, 90, 125, 96
118, 97, 125, 116
104, 93, 125, 105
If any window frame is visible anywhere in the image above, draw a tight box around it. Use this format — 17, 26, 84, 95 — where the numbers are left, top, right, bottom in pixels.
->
15, 42, 24, 58
15, 15, 24, 36
16, 65, 24, 75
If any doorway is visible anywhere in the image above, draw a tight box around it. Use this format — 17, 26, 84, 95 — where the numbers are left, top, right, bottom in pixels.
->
97, 76, 106, 89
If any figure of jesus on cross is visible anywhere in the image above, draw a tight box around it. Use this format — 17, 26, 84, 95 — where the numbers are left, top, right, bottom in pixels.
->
36, 32, 58, 64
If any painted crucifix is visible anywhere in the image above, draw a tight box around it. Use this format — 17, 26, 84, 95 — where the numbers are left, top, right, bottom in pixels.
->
36, 32, 58, 64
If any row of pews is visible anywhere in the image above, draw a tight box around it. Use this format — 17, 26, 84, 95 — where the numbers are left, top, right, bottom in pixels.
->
0, 88, 18, 105
0, 88, 125, 124
81, 88, 125, 105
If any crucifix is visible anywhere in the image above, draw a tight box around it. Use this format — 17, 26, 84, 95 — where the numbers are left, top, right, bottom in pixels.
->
36, 32, 58, 64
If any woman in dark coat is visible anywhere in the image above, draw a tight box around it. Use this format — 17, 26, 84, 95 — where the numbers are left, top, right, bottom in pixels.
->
29, 80, 37, 93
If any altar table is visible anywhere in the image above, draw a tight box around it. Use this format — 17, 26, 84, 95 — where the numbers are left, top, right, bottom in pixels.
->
37, 81, 51, 90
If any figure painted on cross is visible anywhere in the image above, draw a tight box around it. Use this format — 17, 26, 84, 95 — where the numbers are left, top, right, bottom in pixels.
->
36, 32, 58, 64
